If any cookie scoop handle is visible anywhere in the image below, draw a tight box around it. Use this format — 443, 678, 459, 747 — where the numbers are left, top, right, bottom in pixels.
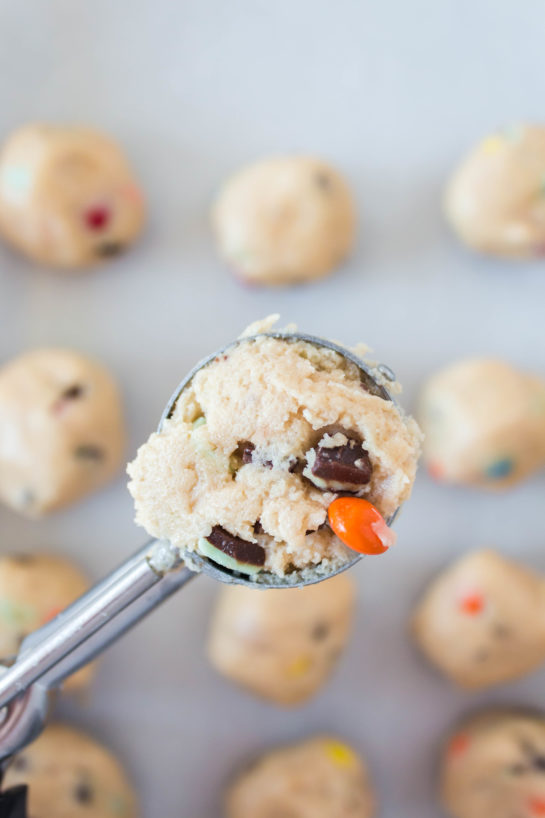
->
0, 541, 195, 759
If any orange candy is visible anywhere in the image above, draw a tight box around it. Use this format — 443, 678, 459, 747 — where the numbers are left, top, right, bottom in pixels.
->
529, 798, 545, 816
327, 497, 396, 556
447, 733, 470, 758
459, 593, 485, 616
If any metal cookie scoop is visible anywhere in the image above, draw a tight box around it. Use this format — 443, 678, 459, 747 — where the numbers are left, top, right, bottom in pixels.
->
0, 332, 397, 765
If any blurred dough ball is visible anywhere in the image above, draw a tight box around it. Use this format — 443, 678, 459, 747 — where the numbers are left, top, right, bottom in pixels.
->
412, 549, 545, 689
212, 156, 356, 286
4, 723, 138, 818
418, 358, 545, 489
226, 735, 375, 818
0, 123, 145, 269
440, 709, 545, 818
207, 572, 355, 706
0, 553, 95, 693
445, 124, 545, 257
0, 348, 126, 515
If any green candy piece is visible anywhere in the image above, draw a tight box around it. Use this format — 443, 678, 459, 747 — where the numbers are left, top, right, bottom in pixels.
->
197, 538, 263, 576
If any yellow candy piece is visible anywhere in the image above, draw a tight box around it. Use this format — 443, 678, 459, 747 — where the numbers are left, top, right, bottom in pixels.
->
285, 656, 311, 677
480, 135, 504, 155
323, 740, 356, 768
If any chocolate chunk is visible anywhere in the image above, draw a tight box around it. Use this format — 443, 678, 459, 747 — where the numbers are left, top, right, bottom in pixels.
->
253, 520, 264, 535
11, 755, 28, 772
235, 440, 255, 464
234, 441, 272, 468
96, 241, 124, 258
73, 780, 94, 804
315, 173, 332, 191
60, 384, 83, 401
311, 438, 372, 489
74, 445, 104, 461
206, 526, 265, 567
534, 756, 545, 772
8, 554, 34, 565
0, 785, 28, 818
508, 763, 527, 776
312, 622, 330, 641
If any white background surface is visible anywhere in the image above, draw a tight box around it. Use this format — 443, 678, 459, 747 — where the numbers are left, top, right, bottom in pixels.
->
1, 1, 545, 816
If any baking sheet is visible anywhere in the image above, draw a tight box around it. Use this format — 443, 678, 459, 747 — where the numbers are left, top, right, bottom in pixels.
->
1, 1, 545, 815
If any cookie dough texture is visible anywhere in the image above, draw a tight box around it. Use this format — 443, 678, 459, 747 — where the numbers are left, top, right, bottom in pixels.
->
128, 318, 421, 581
445, 125, 545, 258
208, 572, 355, 705
3, 723, 138, 818
0, 553, 94, 692
212, 156, 356, 286
0, 348, 126, 516
226, 736, 375, 818
412, 549, 545, 689
419, 358, 545, 489
0, 123, 145, 269
440, 710, 545, 818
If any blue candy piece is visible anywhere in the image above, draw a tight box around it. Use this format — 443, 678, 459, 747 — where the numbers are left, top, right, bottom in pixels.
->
485, 457, 514, 480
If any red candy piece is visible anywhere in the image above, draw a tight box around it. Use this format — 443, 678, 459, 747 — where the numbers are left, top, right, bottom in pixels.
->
84, 205, 111, 231
328, 497, 396, 556
428, 460, 444, 480
459, 593, 485, 615
529, 798, 545, 816
447, 733, 470, 758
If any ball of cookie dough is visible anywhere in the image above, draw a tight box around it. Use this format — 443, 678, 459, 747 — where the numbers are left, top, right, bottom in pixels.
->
412, 549, 545, 689
3, 723, 138, 818
440, 709, 545, 818
0, 553, 94, 692
211, 156, 356, 285
0, 123, 145, 269
226, 735, 375, 818
207, 572, 355, 705
419, 358, 545, 489
128, 316, 421, 582
445, 124, 545, 258
0, 348, 126, 516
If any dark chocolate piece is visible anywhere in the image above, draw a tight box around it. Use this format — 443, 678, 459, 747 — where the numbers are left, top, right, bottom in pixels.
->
311, 437, 372, 488
315, 173, 332, 191
60, 384, 83, 401
73, 780, 94, 804
235, 441, 255, 464
534, 756, 545, 772
206, 526, 265, 567
0, 785, 28, 818
96, 241, 124, 258
233, 441, 272, 468
253, 520, 264, 535
10, 756, 28, 773
312, 622, 330, 641
74, 445, 104, 461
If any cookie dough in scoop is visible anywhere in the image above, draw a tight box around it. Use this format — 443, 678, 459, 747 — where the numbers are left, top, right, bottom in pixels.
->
128, 317, 421, 582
